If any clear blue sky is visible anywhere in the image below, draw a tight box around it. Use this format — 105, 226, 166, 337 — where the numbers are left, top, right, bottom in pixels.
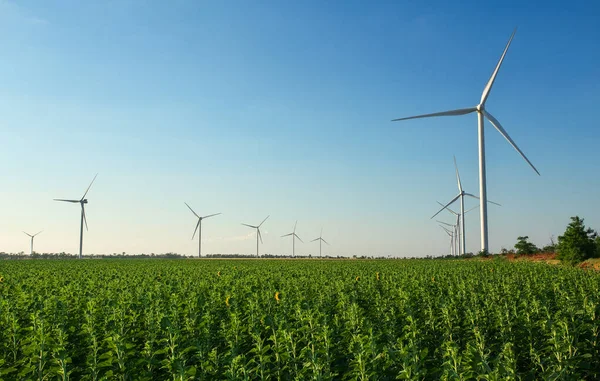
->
1, 0, 599, 256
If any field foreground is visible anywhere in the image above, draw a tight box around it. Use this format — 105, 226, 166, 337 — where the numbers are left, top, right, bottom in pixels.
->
1, 259, 599, 380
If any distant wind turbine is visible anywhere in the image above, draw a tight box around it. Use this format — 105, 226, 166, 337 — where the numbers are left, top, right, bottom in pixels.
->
282, 221, 303, 257
431, 157, 500, 254
311, 228, 329, 258
54, 174, 98, 259
242, 216, 269, 257
23, 231, 42, 255
392, 29, 539, 252
184, 202, 221, 258
439, 225, 455, 256
436, 203, 481, 255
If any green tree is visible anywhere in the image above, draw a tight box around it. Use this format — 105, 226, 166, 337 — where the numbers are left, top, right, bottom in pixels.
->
556, 216, 597, 263
514, 236, 538, 255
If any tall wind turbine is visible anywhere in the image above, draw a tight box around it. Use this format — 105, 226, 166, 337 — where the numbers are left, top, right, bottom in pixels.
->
281, 221, 303, 257
311, 228, 329, 258
392, 29, 539, 252
54, 174, 98, 259
184, 202, 221, 258
23, 231, 42, 255
242, 216, 269, 257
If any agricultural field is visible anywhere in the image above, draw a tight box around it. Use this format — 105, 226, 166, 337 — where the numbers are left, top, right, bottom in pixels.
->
1, 259, 599, 380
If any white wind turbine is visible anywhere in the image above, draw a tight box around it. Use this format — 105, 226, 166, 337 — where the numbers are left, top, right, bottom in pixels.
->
184, 202, 221, 258
23, 231, 43, 255
392, 29, 539, 252
436, 203, 481, 254
431, 157, 500, 254
439, 224, 455, 256
241, 216, 269, 257
311, 228, 329, 258
54, 174, 98, 259
281, 221, 303, 257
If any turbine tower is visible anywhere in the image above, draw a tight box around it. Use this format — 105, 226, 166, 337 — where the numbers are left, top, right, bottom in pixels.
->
23, 231, 42, 255
241, 216, 269, 257
281, 221, 303, 257
184, 202, 221, 258
392, 29, 539, 252
54, 174, 98, 259
311, 228, 329, 258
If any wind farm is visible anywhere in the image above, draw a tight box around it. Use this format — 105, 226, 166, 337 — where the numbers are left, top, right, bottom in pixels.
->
392, 29, 540, 253
2, 2, 599, 379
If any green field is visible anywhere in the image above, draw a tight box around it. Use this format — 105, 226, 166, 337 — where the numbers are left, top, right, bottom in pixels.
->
1, 259, 599, 380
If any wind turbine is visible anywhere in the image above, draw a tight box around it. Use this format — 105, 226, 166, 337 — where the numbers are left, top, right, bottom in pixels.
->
392, 29, 539, 252
311, 228, 329, 258
439, 225, 455, 256
436, 203, 482, 254
241, 216, 269, 257
54, 174, 98, 259
23, 231, 42, 255
184, 202, 221, 258
430, 157, 501, 254
281, 221, 303, 257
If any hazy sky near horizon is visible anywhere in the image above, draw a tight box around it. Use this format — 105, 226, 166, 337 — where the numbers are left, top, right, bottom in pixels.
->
1, 0, 599, 257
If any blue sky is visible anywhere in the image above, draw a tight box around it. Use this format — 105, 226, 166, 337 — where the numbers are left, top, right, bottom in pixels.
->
1, 0, 599, 256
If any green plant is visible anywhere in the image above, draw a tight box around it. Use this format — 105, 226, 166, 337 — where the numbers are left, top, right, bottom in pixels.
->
557, 216, 597, 263
514, 236, 539, 255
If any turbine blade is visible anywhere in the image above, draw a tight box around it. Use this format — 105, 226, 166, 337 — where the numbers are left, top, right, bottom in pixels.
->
83, 206, 88, 231
311, 238, 320, 242
440, 226, 453, 236
294, 233, 303, 243
464, 193, 480, 200
431, 194, 461, 219
241, 223, 257, 229
258, 228, 263, 244
453, 156, 463, 192
480, 28, 517, 105
392, 107, 477, 122
436, 201, 458, 216
81, 173, 98, 201
465, 205, 479, 214
483, 110, 540, 175
281, 233, 293, 237
436, 220, 454, 227
192, 219, 200, 240
184, 202, 200, 218
258, 215, 270, 228
23, 231, 33, 237
463, 192, 502, 207
293, 220, 297, 233
54, 199, 79, 203
322, 238, 330, 245
320, 227, 323, 237
202, 213, 221, 219
34, 231, 43, 237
